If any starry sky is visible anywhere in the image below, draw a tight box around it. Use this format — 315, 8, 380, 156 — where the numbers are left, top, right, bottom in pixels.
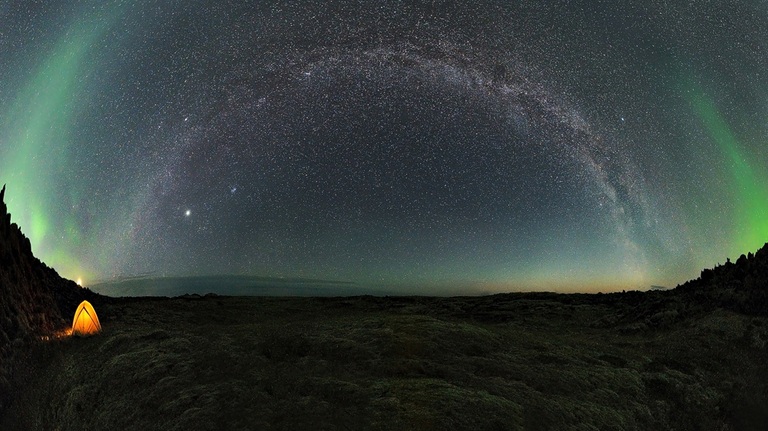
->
1, 1, 767, 294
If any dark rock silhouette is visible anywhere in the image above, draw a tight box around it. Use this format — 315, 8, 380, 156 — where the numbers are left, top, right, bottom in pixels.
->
0, 185, 101, 409
583, 243, 768, 330
677, 242, 768, 315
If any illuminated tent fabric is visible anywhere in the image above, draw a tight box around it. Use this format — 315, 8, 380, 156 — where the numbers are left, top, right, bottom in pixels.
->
72, 300, 101, 336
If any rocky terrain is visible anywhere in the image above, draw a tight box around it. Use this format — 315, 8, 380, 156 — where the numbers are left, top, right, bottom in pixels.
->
0, 186, 101, 411
2, 289, 766, 430
1, 185, 767, 430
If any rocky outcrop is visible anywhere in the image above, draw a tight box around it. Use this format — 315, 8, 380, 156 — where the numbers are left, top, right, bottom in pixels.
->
676, 242, 768, 315
0, 185, 101, 405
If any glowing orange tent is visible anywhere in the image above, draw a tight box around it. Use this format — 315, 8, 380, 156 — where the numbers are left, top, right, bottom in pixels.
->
72, 300, 101, 336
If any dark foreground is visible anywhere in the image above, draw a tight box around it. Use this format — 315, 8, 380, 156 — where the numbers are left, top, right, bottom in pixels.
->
3, 292, 767, 430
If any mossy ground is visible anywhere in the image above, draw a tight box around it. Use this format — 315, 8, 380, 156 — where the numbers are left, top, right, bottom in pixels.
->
3, 294, 767, 430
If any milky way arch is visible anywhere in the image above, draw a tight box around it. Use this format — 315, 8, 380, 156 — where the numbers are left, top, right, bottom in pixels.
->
119, 42, 657, 290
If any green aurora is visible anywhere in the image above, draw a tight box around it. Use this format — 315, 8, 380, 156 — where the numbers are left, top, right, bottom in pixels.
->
1, 10, 116, 281
688, 89, 768, 256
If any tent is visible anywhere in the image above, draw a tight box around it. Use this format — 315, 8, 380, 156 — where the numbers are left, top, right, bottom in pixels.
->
72, 300, 101, 336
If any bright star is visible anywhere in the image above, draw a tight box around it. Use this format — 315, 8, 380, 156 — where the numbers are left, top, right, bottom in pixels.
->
185, 209, 191, 217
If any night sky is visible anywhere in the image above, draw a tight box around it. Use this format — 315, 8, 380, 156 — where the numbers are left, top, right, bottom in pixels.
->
1, 1, 767, 294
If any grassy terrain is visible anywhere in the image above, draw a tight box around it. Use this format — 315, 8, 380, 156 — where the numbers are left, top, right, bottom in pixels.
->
3, 293, 767, 430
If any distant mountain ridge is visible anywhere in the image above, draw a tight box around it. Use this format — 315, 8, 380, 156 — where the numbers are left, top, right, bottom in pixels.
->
90, 274, 370, 297
0, 185, 100, 408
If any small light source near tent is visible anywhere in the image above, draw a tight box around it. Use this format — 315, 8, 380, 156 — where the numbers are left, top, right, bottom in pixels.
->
72, 300, 101, 336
